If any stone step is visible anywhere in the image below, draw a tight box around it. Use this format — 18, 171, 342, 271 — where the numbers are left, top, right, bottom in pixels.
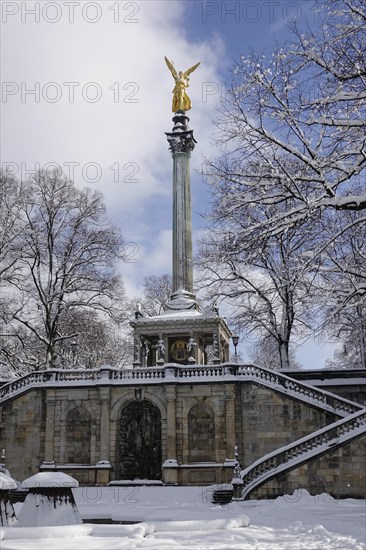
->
212, 489, 233, 505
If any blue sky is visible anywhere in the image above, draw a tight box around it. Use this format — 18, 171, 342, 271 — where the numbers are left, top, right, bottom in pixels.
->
0, 0, 336, 366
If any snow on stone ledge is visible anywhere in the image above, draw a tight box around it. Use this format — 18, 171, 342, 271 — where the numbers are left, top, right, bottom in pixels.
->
108, 479, 163, 486
21, 472, 79, 488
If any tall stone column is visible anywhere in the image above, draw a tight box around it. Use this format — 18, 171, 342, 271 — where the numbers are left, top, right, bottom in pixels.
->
165, 112, 199, 312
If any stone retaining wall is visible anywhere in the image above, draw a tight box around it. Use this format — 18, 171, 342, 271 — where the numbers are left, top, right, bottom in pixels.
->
0, 378, 364, 496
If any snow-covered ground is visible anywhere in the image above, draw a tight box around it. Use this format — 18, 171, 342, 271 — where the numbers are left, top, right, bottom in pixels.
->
1, 486, 365, 549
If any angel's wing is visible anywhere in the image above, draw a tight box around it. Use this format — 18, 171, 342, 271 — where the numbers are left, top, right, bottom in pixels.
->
164, 56, 178, 79
183, 61, 200, 78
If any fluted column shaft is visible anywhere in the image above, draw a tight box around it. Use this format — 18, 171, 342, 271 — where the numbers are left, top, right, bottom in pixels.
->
165, 112, 198, 311
172, 151, 193, 293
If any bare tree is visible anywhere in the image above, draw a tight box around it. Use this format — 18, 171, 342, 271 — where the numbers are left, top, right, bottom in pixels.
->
5, 169, 126, 370
325, 305, 365, 369
0, 172, 24, 313
0, 172, 30, 376
318, 209, 366, 368
56, 309, 133, 369
126, 274, 173, 319
205, 0, 365, 243
142, 275, 172, 316
249, 336, 301, 371
199, 214, 315, 369
200, 0, 365, 365
318, 208, 366, 311
0, 309, 133, 376
0, 323, 48, 377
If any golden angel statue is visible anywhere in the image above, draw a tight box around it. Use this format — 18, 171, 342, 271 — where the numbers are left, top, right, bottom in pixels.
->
164, 56, 200, 112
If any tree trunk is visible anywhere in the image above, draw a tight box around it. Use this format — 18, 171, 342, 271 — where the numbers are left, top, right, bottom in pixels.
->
278, 338, 290, 370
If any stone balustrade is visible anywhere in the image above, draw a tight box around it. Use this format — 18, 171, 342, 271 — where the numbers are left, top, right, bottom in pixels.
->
0, 371, 46, 401
178, 365, 225, 377
0, 364, 363, 422
112, 367, 165, 380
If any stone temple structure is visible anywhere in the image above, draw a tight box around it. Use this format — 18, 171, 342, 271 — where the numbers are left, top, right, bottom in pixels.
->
0, 68, 365, 498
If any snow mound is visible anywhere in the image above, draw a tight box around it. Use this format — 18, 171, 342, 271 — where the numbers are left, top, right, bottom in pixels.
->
276, 488, 336, 504
18, 492, 83, 527
152, 515, 250, 532
1, 523, 153, 540
92, 522, 154, 538
1, 524, 93, 540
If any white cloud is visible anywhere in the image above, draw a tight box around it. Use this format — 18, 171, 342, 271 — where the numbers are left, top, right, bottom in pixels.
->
120, 228, 172, 292
1, 0, 225, 294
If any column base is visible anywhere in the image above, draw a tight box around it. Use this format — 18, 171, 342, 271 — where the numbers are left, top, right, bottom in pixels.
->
162, 459, 179, 485
40, 461, 55, 469
164, 290, 200, 312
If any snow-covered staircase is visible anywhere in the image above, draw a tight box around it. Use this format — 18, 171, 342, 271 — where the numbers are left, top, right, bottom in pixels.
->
241, 407, 366, 499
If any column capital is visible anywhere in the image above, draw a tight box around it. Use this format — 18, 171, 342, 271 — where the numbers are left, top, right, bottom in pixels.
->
98, 387, 110, 402
165, 384, 177, 399
46, 389, 56, 403
165, 111, 197, 155
166, 130, 196, 155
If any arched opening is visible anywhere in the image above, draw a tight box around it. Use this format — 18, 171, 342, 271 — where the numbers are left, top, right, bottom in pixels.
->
188, 403, 215, 462
118, 400, 162, 480
65, 407, 91, 463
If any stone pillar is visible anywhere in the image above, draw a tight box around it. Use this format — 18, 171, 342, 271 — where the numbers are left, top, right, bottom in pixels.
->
213, 332, 221, 364
98, 387, 111, 484
43, 390, 56, 465
163, 384, 179, 484
132, 334, 141, 367
99, 387, 110, 461
225, 385, 236, 461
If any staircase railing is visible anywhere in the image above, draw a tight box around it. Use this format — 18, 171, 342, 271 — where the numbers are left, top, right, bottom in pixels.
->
236, 364, 362, 416
241, 408, 366, 499
0, 370, 49, 401
0, 368, 101, 402
0, 364, 364, 419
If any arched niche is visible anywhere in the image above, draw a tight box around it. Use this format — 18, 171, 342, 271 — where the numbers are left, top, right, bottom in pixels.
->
188, 403, 215, 462
65, 407, 91, 463
118, 400, 162, 480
